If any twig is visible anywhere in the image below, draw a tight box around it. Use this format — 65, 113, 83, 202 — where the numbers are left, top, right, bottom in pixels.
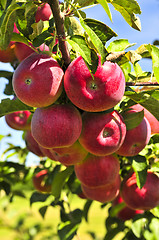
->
47, 0, 71, 67
106, 51, 125, 61
126, 82, 159, 86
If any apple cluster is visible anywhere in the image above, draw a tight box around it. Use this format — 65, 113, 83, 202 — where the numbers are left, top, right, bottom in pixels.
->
2, 2, 159, 213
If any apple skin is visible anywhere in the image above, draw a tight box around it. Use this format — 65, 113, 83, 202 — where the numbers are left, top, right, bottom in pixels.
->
113, 194, 144, 221
5, 110, 31, 130
116, 110, 151, 157
131, 104, 159, 135
79, 110, 126, 156
74, 153, 120, 188
31, 104, 82, 149
12, 53, 64, 108
81, 175, 121, 203
0, 43, 16, 63
35, 3, 52, 22
24, 130, 45, 157
64, 55, 125, 112
50, 141, 88, 166
120, 171, 159, 210
32, 169, 52, 193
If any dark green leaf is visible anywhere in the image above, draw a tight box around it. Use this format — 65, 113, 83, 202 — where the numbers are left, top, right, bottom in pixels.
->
0, 180, 11, 195
39, 205, 48, 219
122, 109, 144, 130
51, 166, 74, 198
58, 221, 79, 240
104, 216, 125, 240
0, 98, 33, 118
83, 200, 93, 222
30, 192, 50, 206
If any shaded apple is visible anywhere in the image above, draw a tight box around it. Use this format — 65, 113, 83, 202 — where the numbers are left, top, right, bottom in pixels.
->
0, 43, 16, 63
81, 175, 121, 203
131, 104, 159, 135
31, 104, 82, 149
35, 3, 52, 22
120, 171, 159, 210
74, 153, 120, 187
51, 141, 88, 166
5, 110, 31, 130
79, 110, 126, 156
32, 169, 52, 193
24, 130, 45, 157
12, 53, 64, 108
116, 109, 151, 156
64, 55, 125, 112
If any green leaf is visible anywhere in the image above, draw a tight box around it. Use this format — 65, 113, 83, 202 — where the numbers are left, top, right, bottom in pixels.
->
0, 70, 13, 79
146, 44, 159, 83
39, 205, 48, 219
131, 155, 148, 189
97, 0, 112, 22
107, 39, 136, 52
83, 200, 93, 222
144, 218, 159, 240
0, 98, 33, 118
58, 221, 79, 240
132, 217, 148, 238
30, 192, 50, 206
80, 18, 108, 64
109, 0, 141, 31
122, 109, 144, 130
51, 166, 74, 198
65, 16, 84, 37
1, 0, 7, 9
11, 32, 31, 46
125, 90, 159, 121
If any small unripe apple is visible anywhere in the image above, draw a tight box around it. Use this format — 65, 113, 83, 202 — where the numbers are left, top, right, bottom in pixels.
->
120, 171, 159, 210
5, 110, 31, 130
74, 153, 120, 187
32, 169, 52, 193
31, 104, 82, 149
35, 3, 52, 22
79, 110, 126, 156
12, 53, 64, 108
64, 55, 125, 112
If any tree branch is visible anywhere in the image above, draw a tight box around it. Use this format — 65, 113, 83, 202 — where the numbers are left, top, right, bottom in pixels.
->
126, 82, 159, 86
47, 0, 71, 68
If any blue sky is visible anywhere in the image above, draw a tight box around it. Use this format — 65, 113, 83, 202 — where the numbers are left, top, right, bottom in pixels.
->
0, 0, 159, 165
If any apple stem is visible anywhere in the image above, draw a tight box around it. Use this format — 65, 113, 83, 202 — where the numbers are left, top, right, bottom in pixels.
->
47, 0, 71, 68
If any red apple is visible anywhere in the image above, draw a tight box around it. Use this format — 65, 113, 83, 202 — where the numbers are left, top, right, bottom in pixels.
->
79, 110, 126, 156
50, 141, 88, 166
116, 110, 151, 156
64, 55, 125, 112
131, 104, 159, 135
120, 171, 159, 210
32, 169, 52, 193
31, 104, 82, 149
35, 3, 52, 22
5, 110, 31, 130
12, 53, 64, 108
81, 175, 121, 203
74, 154, 120, 188
0, 43, 16, 63
113, 194, 144, 221
24, 130, 45, 157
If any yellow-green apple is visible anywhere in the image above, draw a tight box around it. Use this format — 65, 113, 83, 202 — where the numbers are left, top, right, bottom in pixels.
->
64, 55, 125, 112
32, 169, 52, 193
116, 110, 151, 156
12, 53, 64, 108
31, 104, 82, 149
35, 3, 52, 22
24, 130, 45, 157
74, 153, 120, 187
81, 175, 121, 203
79, 110, 126, 156
50, 141, 88, 166
120, 171, 159, 210
5, 110, 31, 130
112, 194, 144, 221
131, 104, 159, 135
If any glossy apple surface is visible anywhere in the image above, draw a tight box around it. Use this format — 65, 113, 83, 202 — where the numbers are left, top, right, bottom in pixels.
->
24, 130, 45, 157
35, 3, 52, 22
51, 141, 88, 166
120, 171, 159, 210
131, 104, 159, 135
116, 110, 151, 156
5, 110, 31, 130
32, 169, 52, 193
31, 104, 82, 149
74, 153, 120, 187
64, 55, 125, 112
81, 175, 121, 203
12, 53, 64, 108
79, 110, 126, 156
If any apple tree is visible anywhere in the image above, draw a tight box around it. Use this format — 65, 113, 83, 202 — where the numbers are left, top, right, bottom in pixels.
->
0, 0, 159, 239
